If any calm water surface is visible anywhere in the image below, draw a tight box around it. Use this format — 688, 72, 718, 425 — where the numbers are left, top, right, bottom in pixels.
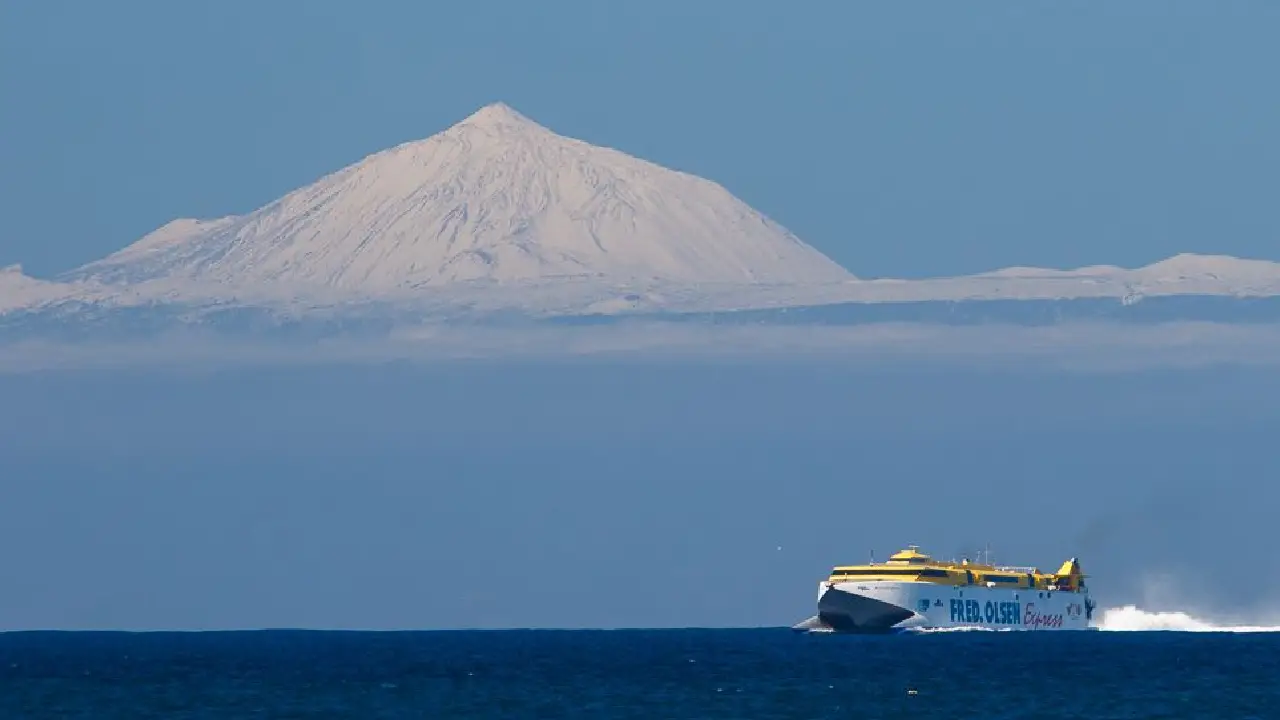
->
1, 628, 1277, 718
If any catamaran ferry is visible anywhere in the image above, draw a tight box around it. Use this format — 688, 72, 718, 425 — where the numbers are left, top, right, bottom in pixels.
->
792, 545, 1096, 633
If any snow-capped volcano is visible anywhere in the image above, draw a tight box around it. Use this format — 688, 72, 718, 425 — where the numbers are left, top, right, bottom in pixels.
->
68, 103, 854, 292
9, 101, 1280, 330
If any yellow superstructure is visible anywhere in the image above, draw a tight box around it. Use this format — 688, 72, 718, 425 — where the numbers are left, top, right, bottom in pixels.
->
828, 545, 1087, 593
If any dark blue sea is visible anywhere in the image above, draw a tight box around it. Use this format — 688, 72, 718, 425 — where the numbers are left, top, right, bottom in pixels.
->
1, 629, 1277, 719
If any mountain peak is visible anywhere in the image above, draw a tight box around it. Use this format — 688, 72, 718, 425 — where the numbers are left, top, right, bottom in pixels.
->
455, 102, 542, 133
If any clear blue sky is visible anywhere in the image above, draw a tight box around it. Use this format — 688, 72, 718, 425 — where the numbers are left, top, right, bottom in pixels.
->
2, 1, 1278, 279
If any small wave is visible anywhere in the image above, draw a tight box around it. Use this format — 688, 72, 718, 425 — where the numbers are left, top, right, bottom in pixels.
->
1095, 605, 1280, 633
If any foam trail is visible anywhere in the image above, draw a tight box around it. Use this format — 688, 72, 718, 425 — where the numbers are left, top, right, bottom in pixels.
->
1096, 605, 1280, 632
902, 626, 1008, 634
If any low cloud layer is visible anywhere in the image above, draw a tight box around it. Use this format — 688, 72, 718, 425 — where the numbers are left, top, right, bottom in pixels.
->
5, 320, 1280, 374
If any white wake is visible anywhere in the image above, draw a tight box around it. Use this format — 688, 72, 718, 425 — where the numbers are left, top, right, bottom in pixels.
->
903, 626, 1008, 633
1095, 605, 1280, 633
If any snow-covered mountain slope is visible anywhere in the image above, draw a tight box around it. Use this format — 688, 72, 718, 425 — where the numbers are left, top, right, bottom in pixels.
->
974, 253, 1280, 285
0, 265, 84, 312
951, 253, 1280, 300
68, 103, 854, 292
1127, 253, 1280, 285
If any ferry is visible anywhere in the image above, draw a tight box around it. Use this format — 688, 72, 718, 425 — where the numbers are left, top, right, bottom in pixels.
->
792, 545, 1096, 633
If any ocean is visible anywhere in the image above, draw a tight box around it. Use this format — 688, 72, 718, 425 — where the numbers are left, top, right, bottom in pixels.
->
1, 628, 1276, 719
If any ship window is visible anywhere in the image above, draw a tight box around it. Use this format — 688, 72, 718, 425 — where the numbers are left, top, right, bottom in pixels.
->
831, 568, 951, 578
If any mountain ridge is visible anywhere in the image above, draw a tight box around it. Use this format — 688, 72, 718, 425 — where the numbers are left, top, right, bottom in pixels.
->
8, 250, 1280, 321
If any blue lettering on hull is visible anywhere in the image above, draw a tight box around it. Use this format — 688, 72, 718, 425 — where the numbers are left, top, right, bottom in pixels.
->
949, 598, 1022, 625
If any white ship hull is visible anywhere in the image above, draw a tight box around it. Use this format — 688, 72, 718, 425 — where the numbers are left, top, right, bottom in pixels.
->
796, 579, 1095, 633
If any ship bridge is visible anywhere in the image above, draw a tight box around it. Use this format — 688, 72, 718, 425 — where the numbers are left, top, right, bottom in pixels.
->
886, 546, 933, 564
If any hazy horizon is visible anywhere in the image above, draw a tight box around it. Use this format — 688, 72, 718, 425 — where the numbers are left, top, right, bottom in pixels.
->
4, 359, 1279, 631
